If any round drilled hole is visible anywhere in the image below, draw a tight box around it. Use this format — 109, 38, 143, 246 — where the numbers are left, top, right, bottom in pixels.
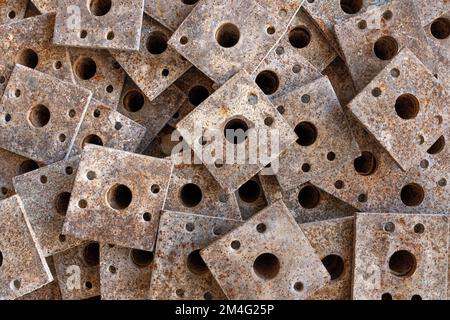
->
372, 87, 382, 97
383, 10, 393, 20
256, 223, 267, 233
334, 180, 344, 189
151, 184, 160, 194
85, 281, 93, 289
180, 183, 202, 207
78, 199, 87, 208
15, 48, 39, 69
55, 192, 71, 216
59, 134, 66, 143
230, 240, 241, 250
411, 295, 422, 301
83, 242, 100, 266
54, 61, 62, 70
180, 36, 188, 45
340, 0, 362, 14
28, 104, 50, 128
8, 11, 16, 19
146, 31, 168, 55
354, 151, 377, 176
82, 134, 103, 147
87, 171, 96, 180
40, 175, 48, 184
238, 180, 261, 203
255, 70, 280, 95
17, 160, 39, 175
327, 152, 336, 161
162, 68, 169, 77
88, 0, 112, 16
109, 266, 117, 274
123, 90, 145, 113
80, 30, 88, 39
130, 249, 154, 268
253, 253, 280, 280
382, 293, 393, 300
395, 94, 420, 120
0, 250, 3, 268
143, 212, 152, 222
298, 185, 321, 209
204, 292, 213, 300
106, 31, 115, 40
11, 279, 21, 290
188, 86, 210, 106
224, 118, 249, 144
301, 163, 311, 172
374, 36, 398, 60
388, 250, 417, 277
293, 281, 304, 292
358, 20, 367, 29
414, 223, 425, 234
294, 122, 317, 146
288, 27, 311, 48
216, 23, 240, 48
391, 68, 400, 78
107, 184, 132, 210
384, 222, 395, 232
322, 254, 345, 280
427, 136, 445, 155
400, 183, 424, 207
187, 249, 208, 275
74, 57, 97, 80
4, 114, 11, 122
182, 0, 199, 4
431, 18, 450, 40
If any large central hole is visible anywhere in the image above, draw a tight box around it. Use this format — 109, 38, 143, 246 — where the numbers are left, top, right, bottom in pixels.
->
288, 27, 311, 48
180, 183, 203, 207
253, 253, 280, 280
55, 192, 71, 216
83, 242, 100, 266
400, 183, 424, 207
74, 57, 97, 80
188, 86, 210, 106
322, 254, 345, 280
388, 250, 417, 277
298, 185, 321, 209
107, 184, 133, 210
395, 94, 420, 120
123, 90, 145, 112
238, 180, 261, 203
224, 119, 249, 144
16, 48, 39, 69
431, 18, 450, 40
255, 70, 280, 95
216, 23, 240, 48
354, 151, 377, 176
130, 249, 154, 267
427, 136, 445, 155
146, 31, 168, 55
89, 0, 112, 16
82, 134, 103, 147
187, 249, 208, 275
17, 159, 39, 175
28, 104, 51, 128
294, 122, 317, 146
373, 36, 398, 61
340, 0, 363, 14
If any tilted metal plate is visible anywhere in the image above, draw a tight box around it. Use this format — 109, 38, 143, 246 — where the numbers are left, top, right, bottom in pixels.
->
0, 0, 28, 25
144, 0, 199, 31
235, 175, 268, 221
30, 1, 57, 13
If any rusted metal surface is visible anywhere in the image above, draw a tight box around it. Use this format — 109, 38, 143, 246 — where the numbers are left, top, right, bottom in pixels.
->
100, 244, 153, 300
201, 200, 330, 299
302, 216, 354, 300
322, 57, 357, 108
275, 76, 360, 190
416, 0, 450, 27
150, 210, 241, 300
145, 0, 199, 31
235, 175, 268, 221
353, 212, 448, 300
0, 195, 53, 300
0, 0, 28, 25
54, 0, 145, 51
30, 0, 57, 13
53, 242, 100, 300
63, 145, 173, 251
111, 14, 192, 101
13, 157, 83, 257
0, 65, 91, 164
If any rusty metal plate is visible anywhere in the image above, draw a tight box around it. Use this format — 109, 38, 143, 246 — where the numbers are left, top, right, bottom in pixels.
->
68, 99, 146, 157
176, 70, 297, 194
53, 241, 100, 300
13, 157, 84, 257
117, 77, 186, 152
69, 48, 126, 109
0, 148, 42, 201
164, 163, 242, 220
0, 14, 74, 98
30, 1, 57, 13
63, 145, 173, 251
347, 48, 448, 171
150, 210, 241, 300
258, 172, 283, 206
111, 14, 192, 101
353, 212, 448, 300
0, 0, 27, 25
302, 216, 354, 300
144, 0, 199, 31
334, 0, 436, 92
274, 76, 360, 190
100, 244, 153, 300
201, 200, 330, 299
169, 67, 217, 128
236, 175, 268, 220
53, 0, 145, 51
0, 195, 52, 300
417, 0, 450, 27
17, 257, 62, 300
168, 0, 301, 84
282, 182, 356, 224
0, 65, 91, 164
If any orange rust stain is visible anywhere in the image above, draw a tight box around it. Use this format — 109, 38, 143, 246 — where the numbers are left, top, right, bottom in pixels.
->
218, 105, 230, 116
